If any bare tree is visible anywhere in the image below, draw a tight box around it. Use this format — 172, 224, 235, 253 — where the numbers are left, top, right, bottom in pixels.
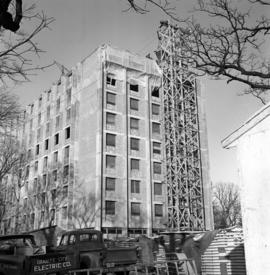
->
0, 3, 54, 85
124, 0, 270, 103
212, 182, 241, 229
71, 189, 100, 229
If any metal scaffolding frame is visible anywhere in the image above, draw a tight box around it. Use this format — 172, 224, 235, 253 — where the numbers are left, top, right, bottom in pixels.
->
156, 21, 205, 231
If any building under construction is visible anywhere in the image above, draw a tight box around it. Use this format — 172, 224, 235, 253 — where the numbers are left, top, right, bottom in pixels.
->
1, 22, 213, 235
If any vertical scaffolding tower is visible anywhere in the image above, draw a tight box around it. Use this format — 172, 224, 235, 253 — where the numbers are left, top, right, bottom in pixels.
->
156, 21, 212, 231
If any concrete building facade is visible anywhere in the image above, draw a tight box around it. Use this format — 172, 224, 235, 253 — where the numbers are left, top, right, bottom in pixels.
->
2, 45, 166, 237
222, 103, 270, 275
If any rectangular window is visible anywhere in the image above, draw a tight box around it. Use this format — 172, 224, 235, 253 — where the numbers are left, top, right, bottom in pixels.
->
63, 186, 68, 198
106, 177, 116, 191
63, 165, 69, 179
55, 133, 59, 145
131, 180, 140, 193
130, 98, 139, 111
106, 133, 116, 147
64, 146, 70, 162
46, 122, 50, 135
154, 204, 163, 217
106, 155, 116, 169
66, 88, 71, 106
152, 122, 160, 135
34, 161, 38, 173
33, 178, 37, 193
131, 159, 139, 170
36, 144, 40, 155
27, 149, 31, 160
154, 182, 162, 195
66, 108, 71, 123
41, 192, 46, 204
26, 166, 30, 178
131, 202, 140, 216
65, 127, 71, 139
153, 142, 161, 155
105, 201, 115, 215
152, 104, 160, 115
56, 97, 61, 113
43, 157, 48, 170
56, 116, 60, 129
45, 139, 49, 150
42, 174, 47, 187
37, 128, 41, 140
38, 113, 41, 125
106, 75, 116, 86
47, 106, 50, 120
130, 138, 139, 151
53, 151, 58, 164
130, 84, 139, 92
106, 113, 116, 125
151, 87, 160, 98
130, 118, 139, 130
53, 170, 57, 182
106, 92, 116, 105
153, 162, 162, 174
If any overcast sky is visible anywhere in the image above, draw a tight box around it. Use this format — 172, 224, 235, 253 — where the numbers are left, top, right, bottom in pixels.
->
13, 0, 266, 184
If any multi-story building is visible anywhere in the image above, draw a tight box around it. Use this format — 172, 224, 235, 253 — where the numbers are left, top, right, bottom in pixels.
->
2, 45, 166, 237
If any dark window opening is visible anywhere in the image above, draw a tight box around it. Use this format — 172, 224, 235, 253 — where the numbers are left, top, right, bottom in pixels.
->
130, 118, 139, 130
107, 92, 116, 105
106, 133, 116, 147
130, 98, 139, 111
154, 182, 162, 195
53, 170, 57, 182
153, 142, 161, 155
131, 159, 139, 170
63, 165, 69, 179
154, 204, 163, 217
106, 155, 116, 169
106, 113, 116, 125
131, 202, 140, 216
36, 144, 40, 155
55, 133, 59, 145
152, 122, 160, 135
152, 104, 160, 115
105, 201, 115, 215
131, 180, 140, 193
153, 162, 162, 174
130, 138, 139, 151
106, 75, 116, 86
65, 127, 71, 139
152, 87, 160, 98
45, 139, 49, 150
130, 84, 139, 92
106, 177, 116, 191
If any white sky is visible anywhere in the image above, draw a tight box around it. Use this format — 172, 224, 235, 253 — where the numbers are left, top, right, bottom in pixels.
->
12, 0, 266, 184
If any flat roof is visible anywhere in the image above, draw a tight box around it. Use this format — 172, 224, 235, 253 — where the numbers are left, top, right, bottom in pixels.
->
222, 101, 270, 149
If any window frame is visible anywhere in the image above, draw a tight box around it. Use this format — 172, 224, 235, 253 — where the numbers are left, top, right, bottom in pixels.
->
131, 202, 140, 216
105, 200, 116, 215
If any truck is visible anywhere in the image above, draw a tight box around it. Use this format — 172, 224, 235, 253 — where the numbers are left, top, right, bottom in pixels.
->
0, 234, 76, 275
55, 229, 139, 270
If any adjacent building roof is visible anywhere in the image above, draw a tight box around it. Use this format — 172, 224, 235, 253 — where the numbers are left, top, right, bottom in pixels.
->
222, 101, 270, 149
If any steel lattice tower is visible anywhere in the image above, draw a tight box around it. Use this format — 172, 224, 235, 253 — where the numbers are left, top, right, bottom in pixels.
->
156, 21, 211, 231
